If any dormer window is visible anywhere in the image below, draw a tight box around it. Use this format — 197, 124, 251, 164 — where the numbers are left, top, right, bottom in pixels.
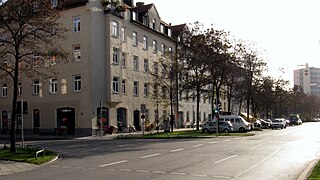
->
152, 18, 156, 29
160, 24, 164, 33
143, 16, 148, 26
132, 11, 137, 21
168, 28, 172, 37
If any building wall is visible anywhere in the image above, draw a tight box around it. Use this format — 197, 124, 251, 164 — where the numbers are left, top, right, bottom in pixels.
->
0, 1, 213, 135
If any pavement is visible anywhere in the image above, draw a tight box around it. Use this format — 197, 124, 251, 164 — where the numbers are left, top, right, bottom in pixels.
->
0, 128, 317, 179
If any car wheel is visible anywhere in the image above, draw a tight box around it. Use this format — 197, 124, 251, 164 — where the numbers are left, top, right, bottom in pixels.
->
238, 127, 245, 133
203, 129, 209, 133
223, 129, 229, 133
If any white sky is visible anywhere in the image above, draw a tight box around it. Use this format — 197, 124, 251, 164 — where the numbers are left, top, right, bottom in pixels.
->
141, 0, 320, 86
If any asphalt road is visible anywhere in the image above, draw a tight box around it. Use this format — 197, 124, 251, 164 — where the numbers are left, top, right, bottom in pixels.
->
2, 122, 320, 180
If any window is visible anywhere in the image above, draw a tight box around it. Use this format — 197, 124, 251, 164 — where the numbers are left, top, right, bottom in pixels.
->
122, 53, 126, 68
161, 43, 165, 56
133, 56, 139, 70
132, 32, 137, 46
121, 28, 125, 42
122, 80, 126, 94
112, 77, 119, 93
168, 47, 172, 58
152, 40, 157, 53
73, 75, 81, 92
51, 0, 58, 7
154, 62, 158, 75
33, 54, 40, 67
160, 24, 164, 33
132, 11, 137, 21
162, 86, 166, 98
144, 83, 149, 97
152, 18, 156, 29
50, 78, 57, 94
18, 83, 22, 96
143, 36, 148, 50
144, 59, 149, 72
112, 21, 119, 37
168, 28, 172, 37
113, 48, 119, 64
33, 80, 40, 95
73, 16, 80, 32
133, 81, 138, 96
50, 55, 57, 65
73, 44, 81, 61
142, 16, 147, 26
2, 84, 7, 97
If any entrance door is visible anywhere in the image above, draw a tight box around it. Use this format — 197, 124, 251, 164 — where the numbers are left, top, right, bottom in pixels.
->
117, 108, 127, 131
57, 107, 75, 135
133, 110, 140, 131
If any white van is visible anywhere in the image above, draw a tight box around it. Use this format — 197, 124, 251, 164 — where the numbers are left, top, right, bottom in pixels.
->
218, 115, 251, 132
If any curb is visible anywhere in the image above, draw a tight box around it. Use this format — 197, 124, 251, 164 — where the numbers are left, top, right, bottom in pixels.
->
298, 159, 318, 180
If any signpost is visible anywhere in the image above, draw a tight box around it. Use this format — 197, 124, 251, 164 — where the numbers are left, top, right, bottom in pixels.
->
141, 104, 146, 135
17, 100, 28, 148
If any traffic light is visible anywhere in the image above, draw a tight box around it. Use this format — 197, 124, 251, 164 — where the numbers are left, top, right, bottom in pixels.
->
214, 108, 219, 114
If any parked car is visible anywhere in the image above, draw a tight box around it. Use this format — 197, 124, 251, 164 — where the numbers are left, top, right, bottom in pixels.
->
260, 119, 270, 129
271, 118, 286, 129
254, 119, 262, 128
265, 119, 273, 128
202, 121, 233, 133
218, 115, 251, 132
289, 114, 302, 125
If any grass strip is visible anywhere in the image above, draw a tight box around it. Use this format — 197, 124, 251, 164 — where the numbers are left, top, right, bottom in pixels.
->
0, 147, 56, 165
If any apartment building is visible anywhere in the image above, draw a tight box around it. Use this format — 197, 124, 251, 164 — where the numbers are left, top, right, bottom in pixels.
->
294, 63, 320, 96
0, 0, 212, 136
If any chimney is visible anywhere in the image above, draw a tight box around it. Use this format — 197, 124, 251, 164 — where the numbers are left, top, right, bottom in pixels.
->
123, 0, 133, 7
136, 2, 144, 6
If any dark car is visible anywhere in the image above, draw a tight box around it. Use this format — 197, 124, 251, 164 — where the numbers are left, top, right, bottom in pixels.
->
289, 114, 302, 125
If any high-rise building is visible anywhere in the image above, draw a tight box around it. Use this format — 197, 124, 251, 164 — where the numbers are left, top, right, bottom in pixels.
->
294, 63, 320, 96
0, 0, 212, 136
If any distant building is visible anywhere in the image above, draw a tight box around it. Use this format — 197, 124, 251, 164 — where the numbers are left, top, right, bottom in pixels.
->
293, 63, 320, 96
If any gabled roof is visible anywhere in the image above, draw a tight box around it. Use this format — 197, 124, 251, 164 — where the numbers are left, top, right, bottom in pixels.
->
171, 24, 187, 33
131, 3, 153, 13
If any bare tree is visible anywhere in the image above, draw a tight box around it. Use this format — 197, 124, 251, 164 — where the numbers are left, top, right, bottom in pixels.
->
0, 0, 68, 152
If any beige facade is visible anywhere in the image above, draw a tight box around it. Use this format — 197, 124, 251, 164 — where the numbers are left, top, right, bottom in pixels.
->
0, 0, 212, 136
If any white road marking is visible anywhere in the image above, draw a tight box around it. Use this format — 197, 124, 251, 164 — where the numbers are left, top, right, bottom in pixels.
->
171, 172, 186, 176
98, 160, 128, 167
153, 171, 166, 174
223, 139, 230, 142
140, 153, 162, 159
119, 169, 132, 172
170, 148, 184, 152
214, 155, 238, 164
190, 174, 207, 177
235, 144, 286, 178
250, 143, 262, 150
136, 170, 149, 173
209, 141, 218, 144
212, 175, 231, 179
233, 138, 241, 140
192, 144, 204, 147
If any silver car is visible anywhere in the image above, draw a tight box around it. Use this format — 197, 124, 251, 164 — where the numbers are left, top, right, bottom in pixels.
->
202, 121, 233, 133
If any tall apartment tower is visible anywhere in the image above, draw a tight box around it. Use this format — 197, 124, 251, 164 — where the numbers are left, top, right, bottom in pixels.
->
293, 63, 320, 96
0, 0, 212, 136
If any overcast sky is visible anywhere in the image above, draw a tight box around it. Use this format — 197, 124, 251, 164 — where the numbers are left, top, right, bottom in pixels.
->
141, 0, 320, 86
